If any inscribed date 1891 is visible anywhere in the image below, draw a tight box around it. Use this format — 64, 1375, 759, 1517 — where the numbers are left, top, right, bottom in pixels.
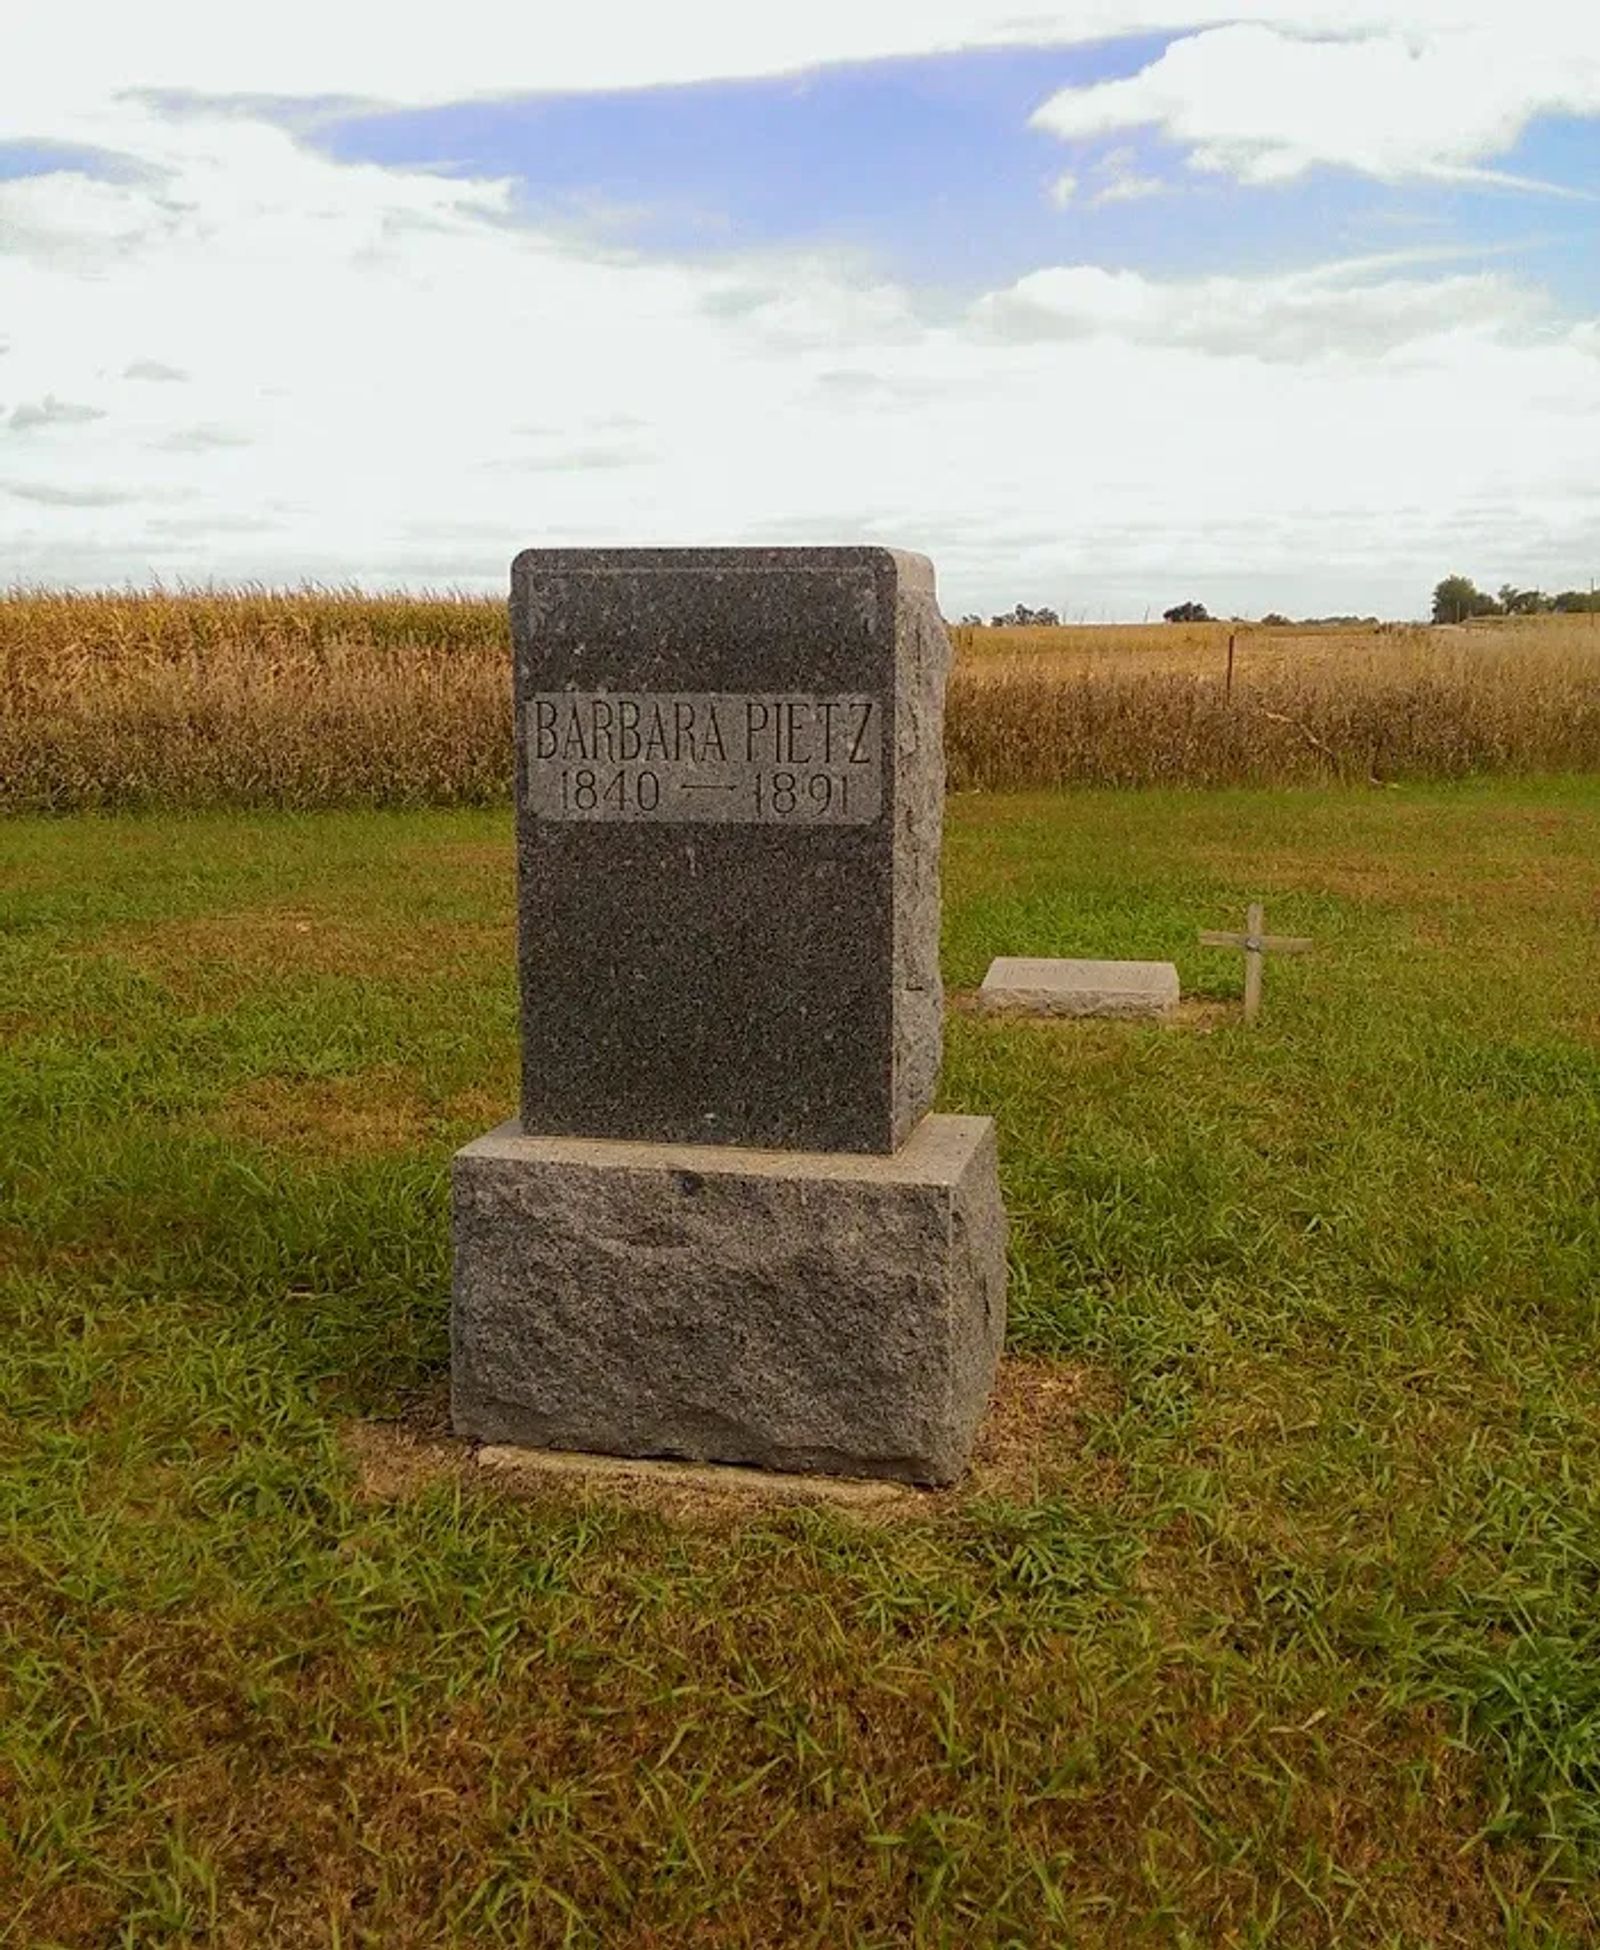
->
524, 691, 883, 824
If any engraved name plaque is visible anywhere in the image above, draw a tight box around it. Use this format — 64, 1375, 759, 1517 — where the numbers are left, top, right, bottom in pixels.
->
524, 691, 882, 824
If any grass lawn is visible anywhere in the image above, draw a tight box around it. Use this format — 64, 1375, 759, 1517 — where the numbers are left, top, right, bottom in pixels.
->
3, 778, 1599, 1945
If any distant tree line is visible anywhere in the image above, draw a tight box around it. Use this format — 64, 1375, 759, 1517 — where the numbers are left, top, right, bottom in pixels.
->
973, 603, 1061, 626
959, 581, 1597, 630
1433, 576, 1599, 623
962, 602, 1384, 627
1164, 604, 1387, 625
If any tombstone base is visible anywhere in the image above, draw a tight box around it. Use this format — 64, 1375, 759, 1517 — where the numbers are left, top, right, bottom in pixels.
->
451, 1116, 1006, 1486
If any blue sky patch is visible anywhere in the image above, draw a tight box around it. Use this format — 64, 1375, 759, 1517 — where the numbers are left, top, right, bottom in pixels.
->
295, 41, 1600, 311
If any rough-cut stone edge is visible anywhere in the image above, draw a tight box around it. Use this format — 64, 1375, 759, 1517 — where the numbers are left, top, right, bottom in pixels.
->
890, 553, 948, 1148
946, 1119, 1008, 1464
451, 1113, 1006, 1486
978, 957, 1181, 1019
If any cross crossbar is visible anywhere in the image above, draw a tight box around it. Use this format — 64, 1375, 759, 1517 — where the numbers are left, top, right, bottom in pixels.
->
1197, 930, 1313, 954
1197, 901, 1312, 1023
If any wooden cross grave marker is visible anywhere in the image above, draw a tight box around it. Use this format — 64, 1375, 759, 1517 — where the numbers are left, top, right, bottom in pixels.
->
1198, 901, 1312, 1024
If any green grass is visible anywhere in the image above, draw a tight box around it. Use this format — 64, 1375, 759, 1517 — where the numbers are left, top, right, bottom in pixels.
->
3, 779, 1600, 1945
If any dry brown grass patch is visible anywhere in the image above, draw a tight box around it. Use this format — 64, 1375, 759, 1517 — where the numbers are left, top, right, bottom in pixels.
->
396, 837, 513, 872
212, 1073, 511, 1160
342, 1354, 1097, 1524
343, 1393, 462, 1504
101, 906, 513, 998
0, 1222, 127, 1281
216, 1070, 434, 1159
959, 1354, 1097, 1499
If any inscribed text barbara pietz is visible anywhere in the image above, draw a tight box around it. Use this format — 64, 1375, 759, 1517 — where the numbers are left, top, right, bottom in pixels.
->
525, 691, 882, 824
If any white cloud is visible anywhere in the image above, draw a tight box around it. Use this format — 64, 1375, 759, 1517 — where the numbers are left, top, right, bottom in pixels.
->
1, 5, 1597, 614
1092, 148, 1168, 203
8, 394, 107, 431
977, 257, 1542, 359
1032, 18, 1600, 189
1052, 146, 1171, 207
7, 481, 134, 507
1097, 176, 1164, 202
151, 425, 253, 452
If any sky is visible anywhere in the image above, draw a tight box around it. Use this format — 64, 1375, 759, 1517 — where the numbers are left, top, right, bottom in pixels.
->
2, 3, 1597, 619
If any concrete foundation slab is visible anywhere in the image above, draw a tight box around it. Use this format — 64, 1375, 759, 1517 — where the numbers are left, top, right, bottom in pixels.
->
476, 1444, 916, 1511
978, 957, 1179, 1019
451, 1114, 1006, 1486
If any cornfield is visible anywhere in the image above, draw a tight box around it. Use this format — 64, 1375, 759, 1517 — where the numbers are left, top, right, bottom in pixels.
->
3, 590, 1598, 810
0, 588, 509, 812
947, 615, 1600, 789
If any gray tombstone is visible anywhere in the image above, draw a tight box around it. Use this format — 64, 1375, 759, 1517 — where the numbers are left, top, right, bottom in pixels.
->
451, 546, 1006, 1485
512, 546, 942, 1154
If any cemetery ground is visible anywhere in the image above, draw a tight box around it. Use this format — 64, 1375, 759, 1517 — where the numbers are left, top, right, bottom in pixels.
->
4, 778, 1600, 1946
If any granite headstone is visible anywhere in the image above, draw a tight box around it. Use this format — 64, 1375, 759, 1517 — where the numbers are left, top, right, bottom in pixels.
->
452, 546, 1006, 1484
511, 546, 944, 1154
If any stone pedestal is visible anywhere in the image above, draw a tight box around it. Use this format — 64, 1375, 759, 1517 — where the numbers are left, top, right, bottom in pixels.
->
452, 1116, 1006, 1486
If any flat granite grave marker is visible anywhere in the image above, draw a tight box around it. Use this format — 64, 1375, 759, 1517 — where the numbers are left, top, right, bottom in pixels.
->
978, 957, 1180, 1019
451, 546, 1006, 1485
